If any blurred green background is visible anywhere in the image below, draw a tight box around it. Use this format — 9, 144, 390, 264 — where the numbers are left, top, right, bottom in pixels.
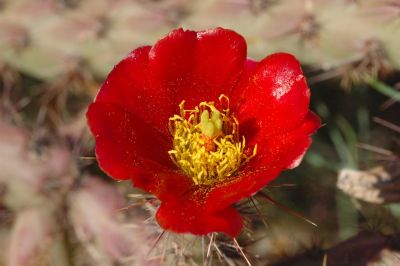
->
0, 0, 399, 265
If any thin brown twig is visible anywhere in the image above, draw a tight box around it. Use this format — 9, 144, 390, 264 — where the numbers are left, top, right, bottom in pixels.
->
267, 183, 297, 188
233, 238, 252, 266
115, 201, 146, 212
250, 197, 269, 228
207, 233, 215, 259
323, 254, 328, 266
160, 231, 170, 264
373, 117, 400, 133
357, 143, 394, 157
79, 156, 96, 160
147, 230, 166, 257
257, 191, 318, 227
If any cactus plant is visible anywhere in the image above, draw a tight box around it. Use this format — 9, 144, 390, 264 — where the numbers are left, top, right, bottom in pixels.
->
0, 0, 399, 82
0, 0, 399, 265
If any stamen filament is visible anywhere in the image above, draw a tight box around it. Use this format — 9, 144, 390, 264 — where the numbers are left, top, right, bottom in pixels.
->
168, 95, 257, 186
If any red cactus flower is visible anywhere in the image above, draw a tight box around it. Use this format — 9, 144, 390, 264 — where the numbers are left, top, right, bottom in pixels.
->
87, 28, 320, 237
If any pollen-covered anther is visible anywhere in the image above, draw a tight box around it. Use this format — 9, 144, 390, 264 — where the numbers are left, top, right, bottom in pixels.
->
168, 95, 257, 186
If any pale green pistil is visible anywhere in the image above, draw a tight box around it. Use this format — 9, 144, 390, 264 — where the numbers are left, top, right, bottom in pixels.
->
199, 107, 223, 138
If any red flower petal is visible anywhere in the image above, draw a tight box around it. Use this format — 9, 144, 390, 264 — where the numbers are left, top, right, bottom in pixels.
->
156, 189, 243, 237
148, 27, 247, 109
135, 169, 193, 203
87, 102, 174, 180
95, 46, 174, 136
233, 53, 311, 141
248, 111, 321, 170
205, 167, 282, 213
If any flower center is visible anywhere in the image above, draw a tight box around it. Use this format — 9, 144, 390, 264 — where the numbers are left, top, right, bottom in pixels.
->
168, 95, 257, 186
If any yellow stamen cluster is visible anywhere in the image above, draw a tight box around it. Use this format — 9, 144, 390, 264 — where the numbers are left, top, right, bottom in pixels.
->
168, 95, 257, 186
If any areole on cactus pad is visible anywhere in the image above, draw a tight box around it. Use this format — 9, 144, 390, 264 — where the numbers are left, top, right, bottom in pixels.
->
86, 27, 320, 237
